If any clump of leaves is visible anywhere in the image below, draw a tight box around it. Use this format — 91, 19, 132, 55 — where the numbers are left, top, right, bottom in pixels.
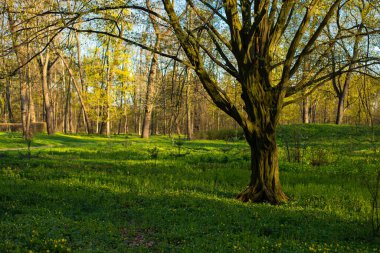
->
148, 147, 159, 167
364, 168, 380, 237
307, 147, 335, 167
173, 136, 185, 156
25, 133, 33, 160
282, 128, 308, 164
221, 156, 229, 164
220, 147, 232, 153
123, 138, 133, 148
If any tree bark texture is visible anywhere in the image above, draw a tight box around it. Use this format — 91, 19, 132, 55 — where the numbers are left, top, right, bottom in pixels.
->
237, 129, 288, 204
142, 0, 160, 138
185, 70, 193, 140
141, 49, 158, 138
7, 7, 30, 138
5, 79, 14, 123
38, 52, 55, 134
29, 84, 36, 124
302, 95, 310, 124
57, 50, 93, 134
333, 26, 362, 125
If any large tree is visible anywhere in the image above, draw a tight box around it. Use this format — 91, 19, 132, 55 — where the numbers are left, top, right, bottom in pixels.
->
156, 0, 379, 203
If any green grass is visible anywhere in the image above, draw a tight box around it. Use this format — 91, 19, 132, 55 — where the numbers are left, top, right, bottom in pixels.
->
0, 124, 379, 252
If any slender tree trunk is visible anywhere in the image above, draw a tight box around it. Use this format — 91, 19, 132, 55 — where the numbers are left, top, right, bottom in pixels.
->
76, 109, 81, 134
38, 53, 55, 134
72, 104, 77, 133
29, 83, 36, 124
117, 118, 122, 135
323, 97, 328, 123
57, 50, 93, 134
74, 30, 91, 134
335, 72, 352, 125
106, 73, 112, 136
141, 42, 159, 138
302, 95, 310, 124
20, 79, 30, 137
64, 83, 71, 134
22, 60, 31, 137
133, 87, 139, 134
7, 9, 30, 138
121, 93, 128, 134
142, 0, 160, 138
336, 93, 345, 124
96, 100, 100, 134
175, 116, 181, 136
332, 71, 349, 125
185, 70, 193, 140
105, 49, 115, 136
2, 92, 5, 123
5, 79, 14, 123
333, 27, 361, 125
162, 76, 167, 135
216, 111, 220, 131
124, 105, 129, 134
133, 48, 143, 134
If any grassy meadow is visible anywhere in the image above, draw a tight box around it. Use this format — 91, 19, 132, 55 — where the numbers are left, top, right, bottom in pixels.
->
0, 124, 379, 252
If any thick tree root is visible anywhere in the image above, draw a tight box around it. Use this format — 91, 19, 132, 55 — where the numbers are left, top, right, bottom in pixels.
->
236, 186, 288, 205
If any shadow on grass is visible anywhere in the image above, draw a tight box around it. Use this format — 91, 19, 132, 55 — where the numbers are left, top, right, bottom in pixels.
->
0, 175, 376, 252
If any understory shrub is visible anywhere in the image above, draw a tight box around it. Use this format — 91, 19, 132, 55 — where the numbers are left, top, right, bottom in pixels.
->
0, 122, 46, 134
196, 128, 244, 140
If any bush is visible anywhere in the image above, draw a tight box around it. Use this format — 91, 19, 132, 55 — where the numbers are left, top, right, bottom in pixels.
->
303, 147, 335, 166
172, 136, 185, 155
196, 128, 244, 140
360, 165, 380, 237
0, 122, 46, 134
0, 123, 22, 132
30, 122, 46, 134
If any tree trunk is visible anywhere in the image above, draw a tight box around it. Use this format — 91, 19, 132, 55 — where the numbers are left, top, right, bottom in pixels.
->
302, 95, 310, 124
162, 78, 167, 135
5, 79, 14, 123
20, 79, 30, 137
185, 71, 193, 140
63, 65, 71, 134
39, 53, 55, 134
57, 50, 93, 134
237, 129, 288, 204
336, 93, 345, 124
7, 9, 30, 138
142, 0, 160, 138
74, 30, 92, 134
333, 27, 361, 125
29, 84, 36, 124
124, 104, 129, 134
106, 73, 112, 137
141, 43, 158, 138
335, 71, 352, 125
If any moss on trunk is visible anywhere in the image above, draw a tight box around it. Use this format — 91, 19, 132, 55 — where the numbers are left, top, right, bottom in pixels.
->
237, 131, 288, 204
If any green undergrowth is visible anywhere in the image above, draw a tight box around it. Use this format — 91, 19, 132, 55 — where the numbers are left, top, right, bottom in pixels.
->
0, 124, 379, 252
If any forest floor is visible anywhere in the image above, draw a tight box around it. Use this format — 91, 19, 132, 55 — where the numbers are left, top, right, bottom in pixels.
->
0, 124, 379, 252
